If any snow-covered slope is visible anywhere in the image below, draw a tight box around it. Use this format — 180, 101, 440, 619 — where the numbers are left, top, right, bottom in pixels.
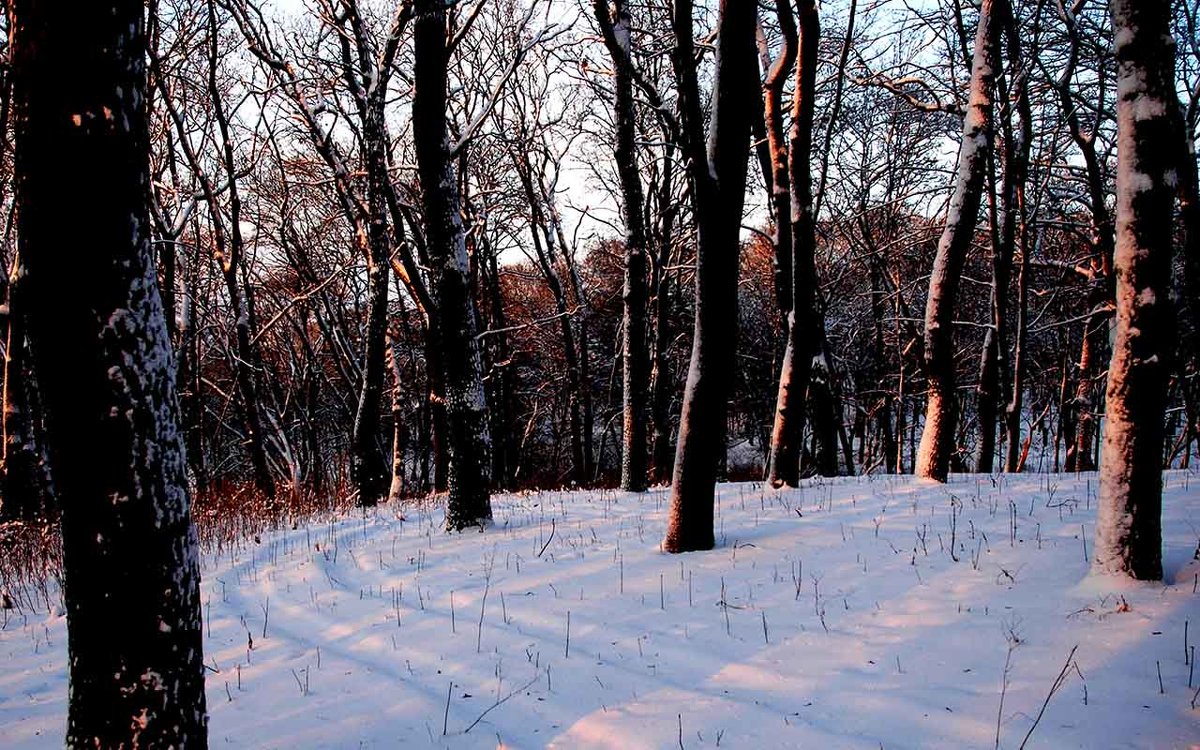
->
2, 472, 1198, 748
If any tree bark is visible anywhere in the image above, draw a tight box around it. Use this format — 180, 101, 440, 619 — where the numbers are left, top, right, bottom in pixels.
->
649, 144, 678, 485
595, 0, 651, 492
662, 0, 756, 552
1093, 0, 1176, 580
914, 0, 1001, 481
11, 1, 208, 743
767, 0, 818, 487
0, 252, 49, 520
414, 0, 493, 529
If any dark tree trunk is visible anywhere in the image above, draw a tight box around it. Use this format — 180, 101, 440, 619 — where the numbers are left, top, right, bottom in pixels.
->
649, 150, 678, 485
595, 0, 650, 492
1093, 0, 1176, 580
348, 101, 393, 506
414, 0, 492, 529
11, 1, 208, 744
662, 0, 756, 553
915, 0, 1001, 481
0, 253, 50, 520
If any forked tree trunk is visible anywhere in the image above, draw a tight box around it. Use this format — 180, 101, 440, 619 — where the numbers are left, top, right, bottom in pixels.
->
767, 0, 818, 487
414, 0, 492, 529
1093, 0, 1176, 580
915, 0, 1001, 481
11, 1, 208, 743
980, 2, 1032, 473
662, 0, 756, 553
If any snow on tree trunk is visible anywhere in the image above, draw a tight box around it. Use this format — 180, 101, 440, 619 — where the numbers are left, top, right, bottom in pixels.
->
595, 0, 651, 493
349, 97, 393, 507
662, 0, 756, 553
387, 337, 407, 503
11, 1, 208, 744
768, 0, 845, 482
1092, 0, 1177, 580
414, 0, 493, 530
914, 0, 1000, 482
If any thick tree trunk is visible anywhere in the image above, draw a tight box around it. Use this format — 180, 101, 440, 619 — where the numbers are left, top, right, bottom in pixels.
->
914, 0, 1001, 481
414, 0, 492, 529
11, 1, 208, 744
1093, 0, 1176, 580
662, 0, 756, 552
767, 0, 818, 487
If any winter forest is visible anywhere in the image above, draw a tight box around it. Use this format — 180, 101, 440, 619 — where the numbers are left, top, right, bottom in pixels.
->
1, 0, 1198, 747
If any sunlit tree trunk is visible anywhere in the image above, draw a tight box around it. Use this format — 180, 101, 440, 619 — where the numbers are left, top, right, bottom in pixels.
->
1093, 0, 1176, 580
915, 0, 1001, 481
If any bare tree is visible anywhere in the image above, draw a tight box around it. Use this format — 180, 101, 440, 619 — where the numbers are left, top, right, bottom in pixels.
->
414, 0, 493, 528
662, 0, 757, 552
1092, 0, 1176, 580
593, 0, 651, 491
10, 0, 208, 743
915, 0, 1002, 482
766, 0, 819, 488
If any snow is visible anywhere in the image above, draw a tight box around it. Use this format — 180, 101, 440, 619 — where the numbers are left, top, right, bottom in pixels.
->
3, 472, 1198, 748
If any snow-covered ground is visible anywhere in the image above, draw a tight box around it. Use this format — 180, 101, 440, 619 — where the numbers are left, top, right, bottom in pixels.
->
2, 472, 1198, 748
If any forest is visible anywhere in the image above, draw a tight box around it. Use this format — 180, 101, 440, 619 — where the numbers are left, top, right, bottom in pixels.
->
0, 0, 1197, 747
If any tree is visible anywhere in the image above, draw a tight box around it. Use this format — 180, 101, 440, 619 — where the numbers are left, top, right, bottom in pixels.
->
10, 0, 208, 744
413, 0, 493, 529
765, 0, 819, 488
662, 0, 756, 552
594, 0, 650, 492
914, 0, 1002, 482
1092, 0, 1176, 580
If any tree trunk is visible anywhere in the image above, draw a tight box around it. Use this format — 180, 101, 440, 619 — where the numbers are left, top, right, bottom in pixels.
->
596, 0, 650, 492
758, 1, 797, 331
649, 159, 677, 485
414, 0, 492, 529
348, 119, 392, 505
0, 252, 50, 520
11, 1, 208, 743
662, 0, 756, 553
767, 0, 818, 487
914, 0, 1001, 481
1093, 0, 1176, 580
